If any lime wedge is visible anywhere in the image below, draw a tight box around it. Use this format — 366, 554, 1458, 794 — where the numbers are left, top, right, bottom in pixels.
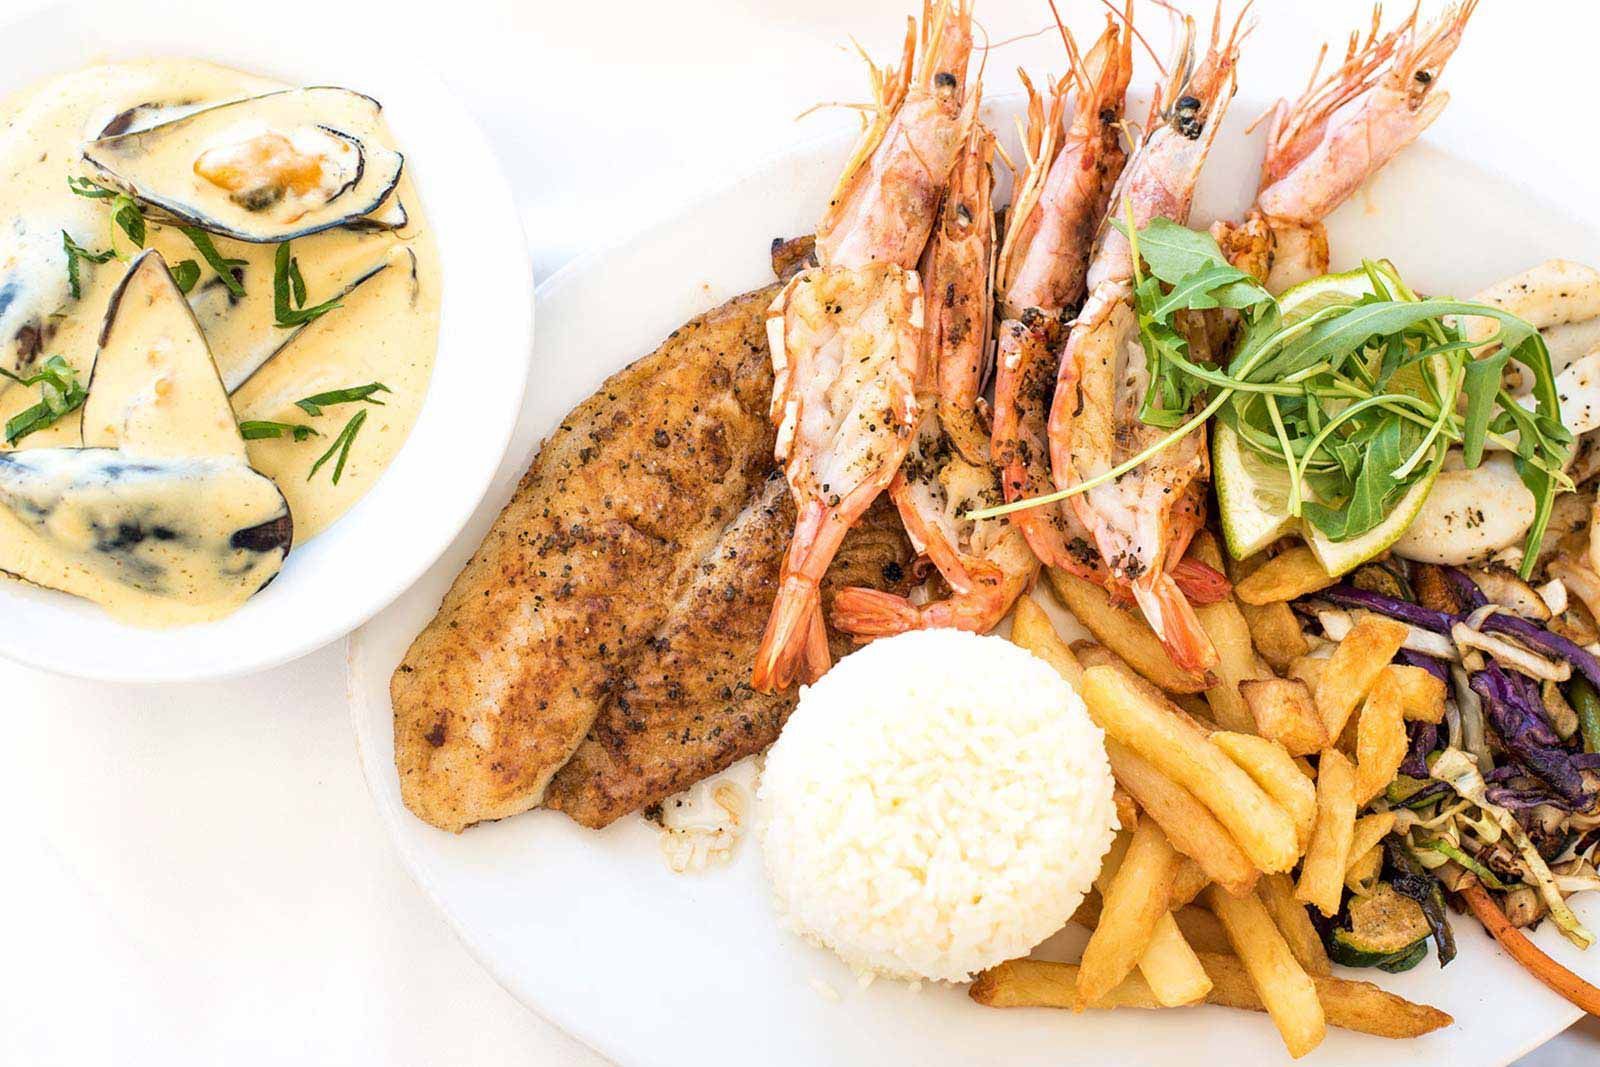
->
1211, 260, 1448, 576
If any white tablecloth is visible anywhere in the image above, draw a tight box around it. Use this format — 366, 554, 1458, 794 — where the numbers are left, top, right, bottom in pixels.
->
3, 1, 1597, 1063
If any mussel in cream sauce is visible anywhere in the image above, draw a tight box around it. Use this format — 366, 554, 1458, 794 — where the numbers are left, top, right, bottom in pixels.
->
83, 86, 404, 243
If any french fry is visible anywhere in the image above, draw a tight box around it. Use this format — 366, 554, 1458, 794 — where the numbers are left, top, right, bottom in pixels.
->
1287, 655, 1328, 692
1209, 731, 1317, 855
1355, 670, 1406, 804
969, 955, 1454, 1039
1315, 616, 1409, 740
1087, 825, 1210, 1007
1079, 818, 1181, 1005
1243, 601, 1312, 672
1189, 532, 1261, 734
1081, 666, 1300, 873
1196, 597, 1261, 734
1048, 568, 1209, 693
1112, 785, 1140, 830
1138, 914, 1214, 1007
1346, 811, 1398, 868
1240, 678, 1329, 756
1169, 857, 1210, 909
1205, 885, 1327, 1058
1345, 845, 1382, 896
1174, 905, 1233, 954
1105, 738, 1258, 895
1257, 873, 1331, 977
1385, 663, 1446, 724
1235, 546, 1337, 606
1009, 596, 1084, 689
1296, 750, 1357, 917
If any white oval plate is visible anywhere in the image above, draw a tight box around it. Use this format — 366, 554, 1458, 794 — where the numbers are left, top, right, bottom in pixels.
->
0, 1, 532, 683
350, 91, 1598, 1066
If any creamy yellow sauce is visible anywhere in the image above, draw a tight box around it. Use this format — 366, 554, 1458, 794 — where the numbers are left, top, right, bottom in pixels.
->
0, 59, 441, 623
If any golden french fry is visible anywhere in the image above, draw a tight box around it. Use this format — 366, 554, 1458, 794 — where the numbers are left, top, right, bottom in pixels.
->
1081, 666, 1299, 873
1079, 818, 1182, 1005
1189, 532, 1260, 734
1287, 655, 1328, 692
1345, 845, 1383, 896
1257, 872, 1331, 977
1174, 905, 1233, 954
1235, 546, 1337, 606
1209, 731, 1317, 856
1106, 738, 1258, 895
1355, 670, 1406, 804
1139, 913, 1213, 1007
1196, 598, 1261, 734
1241, 678, 1329, 756
1347, 811, 1398, 868
1297, 750, 1357, 917
1228, 552, 1311, 670
1315, 616, 1408, 740
1048, 568, 1209, 693
1112, 785, 1140, 830
1169, 857, 1210, 910
1385, 663, 1446, 724
969, 955, 1453, 1039
1009, 596, 1084, 690
1205, 885, 1327, 1058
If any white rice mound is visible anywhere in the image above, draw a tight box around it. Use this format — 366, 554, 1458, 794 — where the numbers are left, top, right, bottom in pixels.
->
758, 628, 1118, 983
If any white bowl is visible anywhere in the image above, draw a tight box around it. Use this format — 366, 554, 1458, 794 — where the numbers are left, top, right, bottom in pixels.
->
0, 1, 533, 682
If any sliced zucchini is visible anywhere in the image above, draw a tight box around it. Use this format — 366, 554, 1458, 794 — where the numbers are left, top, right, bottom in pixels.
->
1328, 883, 1432, 968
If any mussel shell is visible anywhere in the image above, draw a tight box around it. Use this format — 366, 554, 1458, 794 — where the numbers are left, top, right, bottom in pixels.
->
82, 86, 404, 243
0, 448, 292, 603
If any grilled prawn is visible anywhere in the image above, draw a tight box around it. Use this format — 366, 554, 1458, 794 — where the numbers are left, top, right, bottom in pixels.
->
1214, 2, 1477, 292
991, 12, 1133, 586
753, 0, 976, 691
1049, 13, 1246, 677
831, 119, 1036, 638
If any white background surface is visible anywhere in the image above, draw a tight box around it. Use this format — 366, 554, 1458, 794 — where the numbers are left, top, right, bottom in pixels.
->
3, 1, 1598, 1064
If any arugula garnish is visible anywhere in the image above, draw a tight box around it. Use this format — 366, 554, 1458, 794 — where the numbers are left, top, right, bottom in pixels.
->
1, 356, 87, 444
178, 225, 247, 298
307, 408, 368, 484
970, 206, 1572, 579
60, 231, 115, 300
109, 194, 145, 249
294, 381, 390, 417
238, 419, 320, 442
272, 241, 343, 327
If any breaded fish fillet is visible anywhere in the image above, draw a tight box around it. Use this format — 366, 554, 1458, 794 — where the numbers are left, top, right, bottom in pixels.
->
392, 287, 782, 832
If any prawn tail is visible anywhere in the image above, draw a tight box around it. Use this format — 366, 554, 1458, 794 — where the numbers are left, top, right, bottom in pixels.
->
830, 587, 923, 639
753, 572, 824, 692
1131, 569, 1219, 678
1171, 557, 1233, 605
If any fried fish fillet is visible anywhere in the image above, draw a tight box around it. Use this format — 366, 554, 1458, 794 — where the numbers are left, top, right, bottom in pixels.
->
392, 286, 782, 833
543, 478, 913, 828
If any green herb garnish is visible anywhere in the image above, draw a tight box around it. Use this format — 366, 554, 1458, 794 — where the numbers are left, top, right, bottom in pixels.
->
307, 408, 367, 484
272, 241, 343, 327
294, 381, 390, 417
239, 419, 320, 442
66, 176, 116, 199
1, 355, 87, 444
109, 194, 145, 249
60, 231, 115, 300
169, 259, 201, 295
970, 208, 1572, 579
178, 225, 247, 298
